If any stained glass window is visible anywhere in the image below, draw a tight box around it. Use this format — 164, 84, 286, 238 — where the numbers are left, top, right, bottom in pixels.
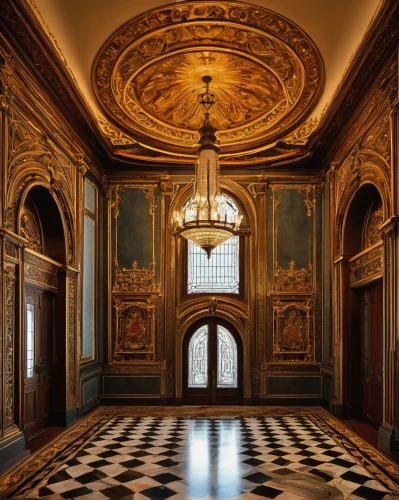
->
217, 325, 237, 388
26, 303, 35, 378
187, 194, 239, 294
188, 325, 208, 387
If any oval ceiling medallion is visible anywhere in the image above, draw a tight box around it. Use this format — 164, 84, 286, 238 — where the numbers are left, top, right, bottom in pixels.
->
93, 1, 324, 158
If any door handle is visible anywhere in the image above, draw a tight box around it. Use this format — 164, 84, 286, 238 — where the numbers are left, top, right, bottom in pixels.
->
35, 357, 46, 382
364, 363, 373, 382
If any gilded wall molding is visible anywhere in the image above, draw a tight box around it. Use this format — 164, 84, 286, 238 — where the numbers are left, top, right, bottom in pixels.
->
24, 251, 59, 290
273, 261, 313, 294
349, 243, 383, 286
271, 298, 314, 363
8, 110, 75, 217
4, 264, 16, 433
20, 200, 42, 253
98, 116, 137, 147
112, 297, 156, 361
67, 271, 77, 409
113, 261, 156, 293
283, 118, 319, 146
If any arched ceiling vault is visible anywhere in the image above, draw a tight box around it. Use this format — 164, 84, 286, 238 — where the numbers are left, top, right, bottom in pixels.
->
31, 0, 382, 170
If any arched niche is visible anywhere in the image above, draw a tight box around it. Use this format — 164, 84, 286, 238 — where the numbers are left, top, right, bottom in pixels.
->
20, 185, 67, 264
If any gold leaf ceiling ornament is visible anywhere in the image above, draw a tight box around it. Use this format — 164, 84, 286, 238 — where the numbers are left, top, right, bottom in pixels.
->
92, 0, 324, 162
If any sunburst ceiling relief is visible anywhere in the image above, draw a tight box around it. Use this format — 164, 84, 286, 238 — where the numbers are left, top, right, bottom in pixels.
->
93, 1, 324, 166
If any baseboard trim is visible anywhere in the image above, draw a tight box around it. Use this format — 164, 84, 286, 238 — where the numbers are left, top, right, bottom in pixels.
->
0, 432, 29, 475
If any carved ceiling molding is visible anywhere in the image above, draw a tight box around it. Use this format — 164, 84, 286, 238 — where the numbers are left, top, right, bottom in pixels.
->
93, 0, 323, 163
312, 0, 399, 167
0, 0, 108, 170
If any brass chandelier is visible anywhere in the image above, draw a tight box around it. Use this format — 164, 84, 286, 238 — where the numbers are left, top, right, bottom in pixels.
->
174, 76, 241, 258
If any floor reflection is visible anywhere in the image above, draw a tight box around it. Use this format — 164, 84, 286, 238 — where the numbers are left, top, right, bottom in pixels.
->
185, 419, 242, 498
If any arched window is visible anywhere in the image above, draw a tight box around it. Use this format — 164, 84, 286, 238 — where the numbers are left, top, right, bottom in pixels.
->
185, 193, 240, 294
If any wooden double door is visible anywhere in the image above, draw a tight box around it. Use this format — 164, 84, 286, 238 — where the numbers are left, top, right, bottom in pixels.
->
183, 319, 243, 405
360, 279, 383, 429
24, 288, 55, 439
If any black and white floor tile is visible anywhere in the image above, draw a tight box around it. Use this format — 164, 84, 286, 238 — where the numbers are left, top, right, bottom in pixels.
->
14, 415, 396, 499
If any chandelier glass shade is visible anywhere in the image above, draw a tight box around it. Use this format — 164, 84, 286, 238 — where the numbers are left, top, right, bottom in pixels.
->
174, 76, 241, 258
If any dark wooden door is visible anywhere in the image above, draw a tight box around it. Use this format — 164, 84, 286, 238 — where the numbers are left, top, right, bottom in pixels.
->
183, 319, 243, 405
361, 279, 383, 429
24, 288, 54, 439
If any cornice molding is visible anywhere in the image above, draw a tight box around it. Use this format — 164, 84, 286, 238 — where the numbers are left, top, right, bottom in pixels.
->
309, 0, 399, 169
0, 0, 109, 175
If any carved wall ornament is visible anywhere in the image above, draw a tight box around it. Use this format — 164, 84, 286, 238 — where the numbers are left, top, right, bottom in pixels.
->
208, 297, 218, 315
110, 185, 125, 218
362, 115, 391, 163
142, 185, 157, 215
272, 300, 313, 363
20, 200, 43, 252
4, 264, 16, 431
0, 60, 13, 112
92, 1, 323, 161
98, 116, 137, 146
283, 118, 319, 145
24, 252, 59, 290
113, 260, 156, 293
160, 177, 178, 200
117, 304, 153, 351
68, 274, 76, 409
247, 181, 267, 199
364, 200, 384, 249
350, 244, 383, 286
75, 154, 89, 177
112, 298, 156, 361
297, 185, 320, 217
273, 261, 313, 293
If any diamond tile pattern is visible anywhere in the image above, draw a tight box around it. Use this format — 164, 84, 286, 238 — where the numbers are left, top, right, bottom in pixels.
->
23, 416, 394, 499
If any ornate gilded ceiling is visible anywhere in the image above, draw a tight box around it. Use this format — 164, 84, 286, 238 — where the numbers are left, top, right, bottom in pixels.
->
92, 1, 324, 164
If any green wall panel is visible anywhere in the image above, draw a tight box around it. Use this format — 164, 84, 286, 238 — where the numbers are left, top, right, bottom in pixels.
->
117, 188, 153, 269
276, 189, 312, 269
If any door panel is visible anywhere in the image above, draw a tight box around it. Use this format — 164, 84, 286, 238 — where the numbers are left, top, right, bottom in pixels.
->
361, 280, 383, 429
24, 288, 54, 439
183, 319, 243, 405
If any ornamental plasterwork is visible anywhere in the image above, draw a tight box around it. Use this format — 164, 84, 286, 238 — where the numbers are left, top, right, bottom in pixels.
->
20, 201, 42, 252
8, 110, 75, 217
364, 200, 384, 248
113, 300, 155, 357
97, 116, 137, 146
272, 300, 313, 362
273, 260, 313, 293
93, 1, 323, 162
350, 244, 383, 286
282, 118, 319, 146
362, 115, 391, 163
113, 260, 156, 293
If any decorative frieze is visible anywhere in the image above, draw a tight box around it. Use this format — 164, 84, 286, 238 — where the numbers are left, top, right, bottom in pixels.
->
24, 251, 58, 290
349, 244, 383, 286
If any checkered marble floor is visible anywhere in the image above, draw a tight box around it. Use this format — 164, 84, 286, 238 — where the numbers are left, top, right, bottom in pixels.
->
18, 416, 395, 499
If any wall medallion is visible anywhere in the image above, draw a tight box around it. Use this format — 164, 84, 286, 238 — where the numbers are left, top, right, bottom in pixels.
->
93, 1, 323, 162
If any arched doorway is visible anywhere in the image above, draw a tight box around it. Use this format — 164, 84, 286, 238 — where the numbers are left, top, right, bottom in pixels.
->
21, 186, 67, 441
183, 318, 243, 405
342, 184, 384, 429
